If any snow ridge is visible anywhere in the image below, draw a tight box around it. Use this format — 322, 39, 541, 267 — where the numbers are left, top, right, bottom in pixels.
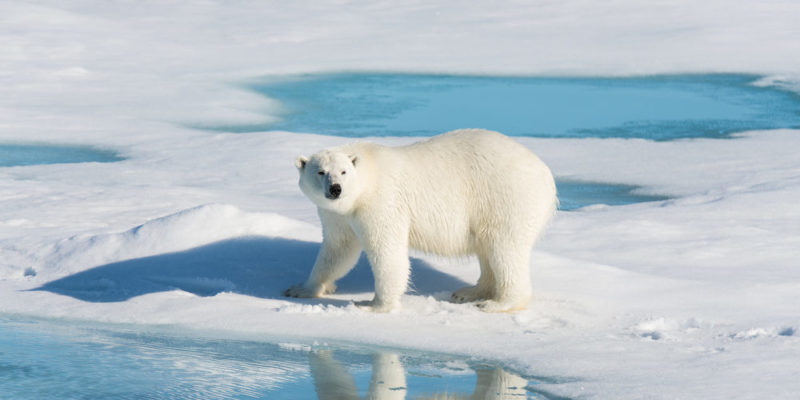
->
41, 204, 318, 279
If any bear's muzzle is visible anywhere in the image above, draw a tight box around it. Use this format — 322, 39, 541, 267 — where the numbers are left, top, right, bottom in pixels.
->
326, 183, 342, 199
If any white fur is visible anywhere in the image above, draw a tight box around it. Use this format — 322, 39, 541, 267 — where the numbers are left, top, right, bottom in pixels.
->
285, 129, 557, 312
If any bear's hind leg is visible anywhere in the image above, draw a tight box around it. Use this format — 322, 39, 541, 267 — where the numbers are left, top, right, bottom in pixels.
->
451, 253, 495, 303
476, 243, 533, 312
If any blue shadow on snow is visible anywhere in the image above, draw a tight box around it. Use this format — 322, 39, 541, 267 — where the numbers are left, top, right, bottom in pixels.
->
36, 237, 469, 303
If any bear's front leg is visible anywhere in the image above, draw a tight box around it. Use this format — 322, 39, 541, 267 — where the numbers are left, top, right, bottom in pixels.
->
284, 238, 360, 298
355, 218, 411, 312
284, 211, 361, 298
357, 248, 410, 312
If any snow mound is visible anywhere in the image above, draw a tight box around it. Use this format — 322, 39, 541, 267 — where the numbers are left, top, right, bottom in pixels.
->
42, 204, 319, 278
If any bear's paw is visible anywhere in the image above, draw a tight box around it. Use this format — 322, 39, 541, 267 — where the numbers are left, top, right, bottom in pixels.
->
450, 285, 493, 304
283, 282, 336, 298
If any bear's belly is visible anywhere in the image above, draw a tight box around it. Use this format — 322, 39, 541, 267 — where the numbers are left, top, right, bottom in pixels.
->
407, 213, 474, 256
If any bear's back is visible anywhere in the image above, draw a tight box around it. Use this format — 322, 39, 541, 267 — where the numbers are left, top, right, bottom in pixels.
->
356, 129, 556, 256
399, 129, 551, 196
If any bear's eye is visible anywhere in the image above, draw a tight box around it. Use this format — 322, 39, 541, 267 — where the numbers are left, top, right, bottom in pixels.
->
341, 171, 346, 175
317, 170, 325, 176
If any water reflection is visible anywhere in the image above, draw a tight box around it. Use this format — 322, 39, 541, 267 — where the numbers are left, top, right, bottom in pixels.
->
0, 317, 566, 399
308, 350, 529, 400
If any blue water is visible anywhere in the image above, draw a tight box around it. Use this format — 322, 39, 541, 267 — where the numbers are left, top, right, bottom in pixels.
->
226, 73, 800, 140
0, 317, 570, 399
557, 181, 668, 211
0, 144, 124, 167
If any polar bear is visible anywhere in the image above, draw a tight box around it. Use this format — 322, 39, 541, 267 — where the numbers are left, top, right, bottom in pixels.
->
284, 129, 557, 312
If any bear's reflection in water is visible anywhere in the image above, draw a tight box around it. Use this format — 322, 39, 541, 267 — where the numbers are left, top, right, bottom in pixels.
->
309, 350, 529, 400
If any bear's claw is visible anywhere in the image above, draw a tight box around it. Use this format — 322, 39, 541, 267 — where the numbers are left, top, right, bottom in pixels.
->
283, 282, 336, 298
450, 285, 491, 304
283, 284, 316, 298
450, 293, 473, 303
282, 286, 299, 297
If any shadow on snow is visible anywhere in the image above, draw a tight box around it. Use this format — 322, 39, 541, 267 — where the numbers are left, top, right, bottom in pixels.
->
35, 236, 469, 304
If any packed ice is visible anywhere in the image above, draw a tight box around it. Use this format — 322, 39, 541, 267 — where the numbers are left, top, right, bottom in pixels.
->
1, 1, 799, 398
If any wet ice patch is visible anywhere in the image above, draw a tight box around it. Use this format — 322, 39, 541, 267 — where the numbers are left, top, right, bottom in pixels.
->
778, 327, 797, 337
0, 144, 124, 167
226, 73, 800, 140
0, 317, 569, 400
557, 180, 670, 210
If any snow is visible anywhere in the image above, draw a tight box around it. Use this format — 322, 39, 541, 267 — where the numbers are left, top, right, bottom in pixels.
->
2, 1, 800, 398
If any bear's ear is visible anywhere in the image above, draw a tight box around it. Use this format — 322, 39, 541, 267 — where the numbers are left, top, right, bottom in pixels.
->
349, 154, 358, 167
295, 156, 309, 170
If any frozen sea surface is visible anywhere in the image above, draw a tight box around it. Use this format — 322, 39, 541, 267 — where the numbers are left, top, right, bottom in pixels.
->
3, 1, 800, 398
223, 73, 800, 140
0, 317, 563, 400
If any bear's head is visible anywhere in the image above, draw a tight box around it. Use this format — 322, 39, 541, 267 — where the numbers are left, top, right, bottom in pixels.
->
296, 150, 362, 214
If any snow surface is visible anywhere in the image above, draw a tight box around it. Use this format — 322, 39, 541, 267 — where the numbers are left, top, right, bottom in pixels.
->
1, 1, 799, 398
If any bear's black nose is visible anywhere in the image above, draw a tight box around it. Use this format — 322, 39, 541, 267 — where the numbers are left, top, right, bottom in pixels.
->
329, 184, 342, 199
